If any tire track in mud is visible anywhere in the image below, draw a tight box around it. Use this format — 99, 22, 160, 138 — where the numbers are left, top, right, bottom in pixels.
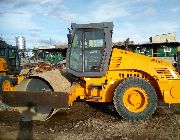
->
0, 102, 180, 140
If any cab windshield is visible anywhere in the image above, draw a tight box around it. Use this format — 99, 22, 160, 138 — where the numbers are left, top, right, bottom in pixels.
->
69, 29, 104, 72
8, 48, 20, 74
0, 48, 5, 56
9, 49, 16, 59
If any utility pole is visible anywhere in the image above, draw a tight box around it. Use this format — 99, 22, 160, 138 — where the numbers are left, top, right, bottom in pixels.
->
50, 37, 52, 45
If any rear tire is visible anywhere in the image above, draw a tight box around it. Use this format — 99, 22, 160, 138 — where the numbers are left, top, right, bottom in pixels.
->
113, 77, 157, 121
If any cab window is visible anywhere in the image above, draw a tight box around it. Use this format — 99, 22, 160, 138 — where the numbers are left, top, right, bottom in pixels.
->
0, 49, 5, 56
9, 49, 16, 59
69, 30, 83, 72
84, 29, 104, 72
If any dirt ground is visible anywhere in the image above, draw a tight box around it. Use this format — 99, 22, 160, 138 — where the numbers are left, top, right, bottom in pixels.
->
0, 102, 180, 140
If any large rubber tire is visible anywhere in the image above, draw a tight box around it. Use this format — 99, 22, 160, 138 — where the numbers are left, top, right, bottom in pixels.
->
113, 77, 157, 121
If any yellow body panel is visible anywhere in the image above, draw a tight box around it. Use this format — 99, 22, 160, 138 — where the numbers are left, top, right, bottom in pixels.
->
0, 57, 24, 93
178, 46, 180, 51
69, 48, 180, 105
0, 58, 7, 73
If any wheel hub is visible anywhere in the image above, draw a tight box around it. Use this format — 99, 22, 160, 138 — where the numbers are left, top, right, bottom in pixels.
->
2, 80, 11, 91
123, 87, 148, 113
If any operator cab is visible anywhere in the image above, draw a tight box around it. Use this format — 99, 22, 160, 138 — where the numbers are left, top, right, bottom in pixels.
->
0, 40, 20, 75
67, 22, 113, 77
173, 51, 180, 73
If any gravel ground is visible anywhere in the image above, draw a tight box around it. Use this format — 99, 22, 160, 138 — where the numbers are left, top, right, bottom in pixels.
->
0, 102, 180, 140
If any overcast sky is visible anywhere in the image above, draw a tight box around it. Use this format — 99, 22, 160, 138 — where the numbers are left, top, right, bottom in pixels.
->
0, 0, 180, 48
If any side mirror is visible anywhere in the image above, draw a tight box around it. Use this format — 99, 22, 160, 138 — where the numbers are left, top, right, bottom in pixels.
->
67, 34, 72, 44
172, 62, 177, 67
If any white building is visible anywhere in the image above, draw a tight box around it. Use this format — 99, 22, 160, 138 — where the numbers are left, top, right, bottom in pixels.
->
149, 32, 176, 43
16, 36, 26, 50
